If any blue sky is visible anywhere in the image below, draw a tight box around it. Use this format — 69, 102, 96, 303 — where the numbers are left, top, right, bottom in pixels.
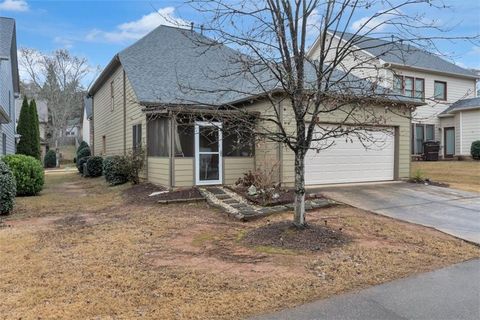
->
1, 0, 479, 86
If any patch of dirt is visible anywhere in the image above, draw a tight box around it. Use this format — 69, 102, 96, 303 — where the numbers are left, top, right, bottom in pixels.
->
122, 183, 167, 205
229, 186, 324, 206
242, 221, 351, 251
155, 188, 204, 201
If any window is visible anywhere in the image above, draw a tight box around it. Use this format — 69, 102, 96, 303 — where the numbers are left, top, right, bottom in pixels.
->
411, 124, 435, 154
147, 117, 169, 157
132, 124, 142, 152
174, 123, 194, 157
222, 123, 255, 157
434, 81, 447, 100
393, 75, 425, 100
2, 133, 6, 155
110, 80, 114, 111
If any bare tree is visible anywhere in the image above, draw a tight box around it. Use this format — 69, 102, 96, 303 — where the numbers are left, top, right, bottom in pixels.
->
19, 48, 90, 145
164, 0, 478, 227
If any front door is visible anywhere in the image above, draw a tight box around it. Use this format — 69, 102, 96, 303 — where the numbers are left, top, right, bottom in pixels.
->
195, 122, 222, 185
444, 127, 455, 158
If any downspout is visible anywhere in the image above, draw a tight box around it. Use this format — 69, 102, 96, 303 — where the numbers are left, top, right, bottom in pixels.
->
91, 97, 95, 155
459, 112, 463, 155
169, 112, 175, 189
123, 69, 127, 155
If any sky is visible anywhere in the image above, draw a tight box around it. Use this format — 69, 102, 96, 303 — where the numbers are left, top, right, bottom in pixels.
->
1, 0, 479, 87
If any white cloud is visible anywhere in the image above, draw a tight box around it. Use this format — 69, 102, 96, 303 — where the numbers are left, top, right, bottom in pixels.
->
86, 7, 188, 44
0, 0, 29, 12
350, 10, 401, 33
53, 36, 74, 49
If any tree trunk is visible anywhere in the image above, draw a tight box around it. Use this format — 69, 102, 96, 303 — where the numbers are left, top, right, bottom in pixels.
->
293, 151, 306, 227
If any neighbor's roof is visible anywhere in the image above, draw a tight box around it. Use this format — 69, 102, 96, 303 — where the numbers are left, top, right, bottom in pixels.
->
326, 31, 478, 79
440, 97, 480, 115
89, 25, 424, 108
15, 99, 49, 123
0, 17, 20, 94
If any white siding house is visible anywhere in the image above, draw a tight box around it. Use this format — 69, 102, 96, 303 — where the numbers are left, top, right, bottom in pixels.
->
0, 17, 20, 156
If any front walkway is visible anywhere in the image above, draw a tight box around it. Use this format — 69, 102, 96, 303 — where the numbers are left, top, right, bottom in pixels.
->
314, 182, 480, 244
251, 259, 480, 320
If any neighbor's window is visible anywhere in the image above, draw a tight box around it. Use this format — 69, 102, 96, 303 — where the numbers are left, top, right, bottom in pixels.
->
426, 124, 435, 141
147, 117, 169, 157
434, 81, 447, 100
132, 124, 142, 152
394, 75, 425, 100
222, 123, 255, 157
110, 80, 114, 111
411, 124, 435, 155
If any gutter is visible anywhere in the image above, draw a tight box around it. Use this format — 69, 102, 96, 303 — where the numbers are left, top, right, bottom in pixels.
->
385, 63, 479, 80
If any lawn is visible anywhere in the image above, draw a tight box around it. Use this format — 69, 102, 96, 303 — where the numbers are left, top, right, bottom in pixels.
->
1, 173, 478, 319
411, 161, 480, 193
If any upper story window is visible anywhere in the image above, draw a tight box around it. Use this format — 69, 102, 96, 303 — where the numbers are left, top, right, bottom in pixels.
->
394, 75, 425, 100
434, 81, 447, 101
110, 80, 114, 111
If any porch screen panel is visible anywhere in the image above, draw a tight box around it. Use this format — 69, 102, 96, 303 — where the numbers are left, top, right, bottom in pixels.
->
147, 117, 169, 157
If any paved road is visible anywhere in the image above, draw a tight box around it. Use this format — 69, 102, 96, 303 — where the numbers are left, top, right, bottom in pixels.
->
251, 259, 480, 320
315, 183, 480, 244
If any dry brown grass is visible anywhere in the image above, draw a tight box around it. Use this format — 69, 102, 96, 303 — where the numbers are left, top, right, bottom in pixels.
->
412, 161, 480, 193
0, 173, 478, 319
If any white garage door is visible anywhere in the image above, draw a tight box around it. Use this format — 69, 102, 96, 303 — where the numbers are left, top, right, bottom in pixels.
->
305, 126, 395, 185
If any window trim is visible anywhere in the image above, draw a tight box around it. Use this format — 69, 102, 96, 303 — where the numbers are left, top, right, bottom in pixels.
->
394, 75, 425, 100
434, 80, 447, 101
411, 123, 436, 155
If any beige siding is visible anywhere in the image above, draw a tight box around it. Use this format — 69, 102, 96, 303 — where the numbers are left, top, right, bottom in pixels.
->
458, 110, 480, 156
148, 157, 169, 186
174, 157, 194, 187
223, 157, 255, 185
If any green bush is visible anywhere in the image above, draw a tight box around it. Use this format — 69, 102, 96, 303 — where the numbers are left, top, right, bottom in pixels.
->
44, 150, 57, 168
86, 156, 103, 177
471, 141, 480, 160
0, 159, 16, 214
76, 146, 91, 173
2, 154, 44, 196
77, 156, 91, 176
103, 156, 130, 185
16, 97, 41, 160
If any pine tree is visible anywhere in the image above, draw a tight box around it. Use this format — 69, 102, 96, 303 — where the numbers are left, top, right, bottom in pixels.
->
16, 96, 33, 156
30, 99, 41, 160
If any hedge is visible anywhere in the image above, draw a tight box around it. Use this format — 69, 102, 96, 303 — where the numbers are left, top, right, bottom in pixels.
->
86, 156, 103, 177
0, 159, 16, 214
471, 141, 480, 160
44, 150, 57, 168
2, 154, 44, 196
103, 156, 129, 185
78, 156, 91, 176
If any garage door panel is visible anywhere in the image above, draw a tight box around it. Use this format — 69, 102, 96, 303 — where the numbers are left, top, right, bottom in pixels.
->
305, 126, 395, 185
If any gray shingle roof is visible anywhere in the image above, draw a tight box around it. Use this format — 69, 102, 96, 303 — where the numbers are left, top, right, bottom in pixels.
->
0, 17, 20, 94
90, 25, 423, 107
328, 31, 478, 79
440, 97, 480, 115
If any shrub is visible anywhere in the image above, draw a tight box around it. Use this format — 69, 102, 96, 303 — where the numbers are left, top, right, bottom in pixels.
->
2, 154, 44, 196
16, 97, 41, 160
103, 156, 130, 185
76, 146, 91, 173
471, 140, 480, 160
77, 141, 89, 153
125, 148, 145, 184
77, 156, 91, 176
0, 159, 16, 214
44, 150, 57, 168
411, 169, 425, 183
86, 156, 103, 177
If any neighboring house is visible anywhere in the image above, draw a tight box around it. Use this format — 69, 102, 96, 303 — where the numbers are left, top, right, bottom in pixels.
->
307, 31, 478, 158
438, 97, 480, 158
65, 118, 81, 137
88, 25, 420, 188
0, 17, 20, 156
82, 97, 92, 145
15, 98, 49, 158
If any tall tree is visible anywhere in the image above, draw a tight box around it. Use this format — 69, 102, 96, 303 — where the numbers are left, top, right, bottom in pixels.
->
181, 0, 478, 227
16, 96, 40, 159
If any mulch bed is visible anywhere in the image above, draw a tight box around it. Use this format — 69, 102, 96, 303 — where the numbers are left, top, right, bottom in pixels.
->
408, 179, 450, 188
242, 221, 350, 251
155, 188, 204, 202
123, 184, 204, 204
229, 186, 324, 207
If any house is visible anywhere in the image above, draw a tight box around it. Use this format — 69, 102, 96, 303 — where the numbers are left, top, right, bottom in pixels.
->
88, 25, 420, 188
15, 98, 49, 158
82, 97, 92, 145
0, 17, 20, 156
307, 31, 478, 158
438, 97, 480, 158
65, 118, 81, 137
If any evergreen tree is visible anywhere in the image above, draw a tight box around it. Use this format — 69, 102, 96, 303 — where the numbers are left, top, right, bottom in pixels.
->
30, 99, 41, 160
16, 96, 33, 156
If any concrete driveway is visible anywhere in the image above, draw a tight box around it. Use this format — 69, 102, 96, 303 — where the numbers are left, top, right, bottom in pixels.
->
251, 259, 480, 320
314, 182, 480, 244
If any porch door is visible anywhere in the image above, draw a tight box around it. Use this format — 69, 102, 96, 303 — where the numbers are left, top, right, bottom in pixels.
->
444, 127, 455, 158
195, 122, 222, 185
